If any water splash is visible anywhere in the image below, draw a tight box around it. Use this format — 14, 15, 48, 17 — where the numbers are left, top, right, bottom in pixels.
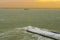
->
0, 26, 53, 40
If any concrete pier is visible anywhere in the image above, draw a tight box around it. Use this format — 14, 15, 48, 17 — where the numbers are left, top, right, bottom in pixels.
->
26, 26, 60, 40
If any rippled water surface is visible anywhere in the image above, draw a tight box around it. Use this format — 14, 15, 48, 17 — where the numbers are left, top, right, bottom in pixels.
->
0, 9, 60, 40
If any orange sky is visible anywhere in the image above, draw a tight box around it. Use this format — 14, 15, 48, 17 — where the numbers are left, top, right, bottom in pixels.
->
0, 0, 60, 8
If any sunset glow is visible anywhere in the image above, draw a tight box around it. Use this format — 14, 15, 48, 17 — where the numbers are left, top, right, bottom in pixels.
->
37, 0, 59, 2
0, 0, 60, 8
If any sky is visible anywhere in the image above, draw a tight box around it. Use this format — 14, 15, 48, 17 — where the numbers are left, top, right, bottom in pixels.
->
0, 0, 60, 2
0, 0, 37, 2
0, 0, 60, 8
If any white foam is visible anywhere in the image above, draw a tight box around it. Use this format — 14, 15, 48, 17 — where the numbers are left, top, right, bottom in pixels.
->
0, 26, 54, 40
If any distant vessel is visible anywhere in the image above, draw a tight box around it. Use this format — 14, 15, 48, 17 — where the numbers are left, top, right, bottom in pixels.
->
24, 8, 29, 10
